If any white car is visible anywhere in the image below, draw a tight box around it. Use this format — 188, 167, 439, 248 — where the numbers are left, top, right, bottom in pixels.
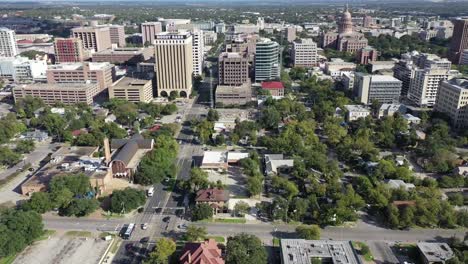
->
141, 223, 148, 230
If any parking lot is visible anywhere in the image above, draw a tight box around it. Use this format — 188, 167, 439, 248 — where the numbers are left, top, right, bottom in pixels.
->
207, 166, 248, 197
13, 231, 111, 264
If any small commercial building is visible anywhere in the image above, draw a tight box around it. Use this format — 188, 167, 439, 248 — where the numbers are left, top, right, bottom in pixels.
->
378, 103, 406, 118
264, 154, 294, 176
344, 105, 371, 121
280, 239, 361, 264
200, 151, 228, 170
417, 243, 454, 264
215, 82, 252, 107
109, 76, 153, 103
261, 81, 285, 97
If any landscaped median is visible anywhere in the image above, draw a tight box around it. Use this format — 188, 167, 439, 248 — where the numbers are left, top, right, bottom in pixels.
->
352, 241, 374, 262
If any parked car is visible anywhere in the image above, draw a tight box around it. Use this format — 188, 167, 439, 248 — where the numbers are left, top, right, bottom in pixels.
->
141, 223, 148, 230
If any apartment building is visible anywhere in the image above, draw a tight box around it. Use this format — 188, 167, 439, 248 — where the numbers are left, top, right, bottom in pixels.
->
71, 26, 112, 52
0, 28, 18, 57
255, 38, 280, 82
292, 38, 318, 68
154, 32, 193, 98
54, 38, 84, 63
408, 68, 449, 107
109, 76, 153, 103
354, 73, 403, 104
141, 22, 163, 45
47, 62, 116, 91
435, 78, 468, 128
13, 82, 100, 105
218, 52, 249, 86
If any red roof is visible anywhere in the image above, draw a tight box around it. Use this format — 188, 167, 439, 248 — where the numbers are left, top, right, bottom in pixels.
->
72, 129, 88, 137
179, 239, 225, 264
148, 124, 161, 132
195, 188, 229, 203
261, 81, 284, 90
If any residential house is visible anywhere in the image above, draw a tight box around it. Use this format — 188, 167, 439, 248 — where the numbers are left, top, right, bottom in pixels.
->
179, 239, 225, 264
195, 188, 230, 215
264, 154, 294, 176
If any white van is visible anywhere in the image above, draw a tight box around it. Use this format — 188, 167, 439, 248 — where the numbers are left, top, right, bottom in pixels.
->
147, 187, 154, 197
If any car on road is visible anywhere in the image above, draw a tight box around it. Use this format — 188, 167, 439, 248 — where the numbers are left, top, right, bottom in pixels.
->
141, 223, 148, 230
155, 208, 162, 213
28, 167, 35, 171
162, 216, 170, 223
177, 223, 188, 230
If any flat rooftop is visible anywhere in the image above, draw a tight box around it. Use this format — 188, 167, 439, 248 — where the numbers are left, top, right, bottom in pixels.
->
112, 76, 151, 88
202, 151, 227, 165
371, 75, 401, 82
280, 239, 361, 264
18, 82, 98, 91
48, 62, 112, 71
417, 243, 454, 263
94, 48, 149, 55
345, 105, 370, 112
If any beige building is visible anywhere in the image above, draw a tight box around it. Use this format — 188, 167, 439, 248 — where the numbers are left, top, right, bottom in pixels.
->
47, 62, 115, 91
154, 32, 193, 98
292, 38, 318, 67
13, 82, 100, 105
110, 76, 153, 103
408, 68, 449, 107
141, 22, 163, 45
435, 79, 468, 128
218, 52, 249, 86
215, 82, 252, 106
285, 27, 296, 42
71, 26, 112, 52
108, 25, 126, 47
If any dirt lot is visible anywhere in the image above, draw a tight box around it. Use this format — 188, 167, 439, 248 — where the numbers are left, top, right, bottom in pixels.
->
13, 231, 111, 264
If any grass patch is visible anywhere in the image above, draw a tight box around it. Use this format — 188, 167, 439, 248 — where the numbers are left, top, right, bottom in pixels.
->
65, 230, 93, 237
206, 236, 225, 243
99, 232, 115, 238
214, 218, 246, 224
37, 229, 56, 241
272, 238, 280, 247
110, 238, 121, 254
0, 254, 16, 264
352, 241, 373, 261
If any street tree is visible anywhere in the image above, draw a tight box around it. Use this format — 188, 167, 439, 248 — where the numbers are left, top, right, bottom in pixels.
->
145, 238, 176, 264
226, 234, 267, 264
185, 225, 207, 242
295, 225, 321, 240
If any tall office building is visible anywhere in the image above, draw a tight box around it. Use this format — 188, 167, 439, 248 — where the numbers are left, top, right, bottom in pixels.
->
218, 52, 249, 86
54, 38, 84, 63
363, 15, 373, 28
255, 38, 280, 82
448, 18, 468, 64
292, 38, 318, 67
356, 46, 378, 65
0, 28, 18, 57
71, 26, 112, 52
285, 27, 296, 42
408, 68, 449, 107
354, 73, 402, 104
192, 29, 204, 76
393, 59, 414, 97
435, 78, 468, 128
108, 25, 126, 47
141, 22, 163, 45
154, 32, 193, 98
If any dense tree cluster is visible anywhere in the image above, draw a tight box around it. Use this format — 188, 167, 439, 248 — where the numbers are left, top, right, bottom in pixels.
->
22, 174, 98, 217
109, 188, 146, 214
0, 209, 43, 258
226, 234, 267, 264
135, 134, 178, 185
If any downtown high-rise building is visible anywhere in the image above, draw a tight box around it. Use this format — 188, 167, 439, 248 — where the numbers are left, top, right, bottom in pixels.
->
154, 32, 193, 98
255, 38, 280, 82
435, 78, 468, 128
218, 52, 250, 86
108, 25, 126, 47
448, 18, 468, 64
292, 38, 318, 68
141, 22, 163, 45
0, 28, 18, 57
192, 29, 204, 76
54, 38, 84, 63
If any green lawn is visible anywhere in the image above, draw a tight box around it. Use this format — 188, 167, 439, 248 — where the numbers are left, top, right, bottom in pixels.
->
0, 254, 16, 264
206, 236, 225, 243
214, 218, 246, 224
352, 241, 373, 261
272, 238, 280, 247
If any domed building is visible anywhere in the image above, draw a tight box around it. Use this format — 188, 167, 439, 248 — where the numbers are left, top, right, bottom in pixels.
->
322, 5, 368, 53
